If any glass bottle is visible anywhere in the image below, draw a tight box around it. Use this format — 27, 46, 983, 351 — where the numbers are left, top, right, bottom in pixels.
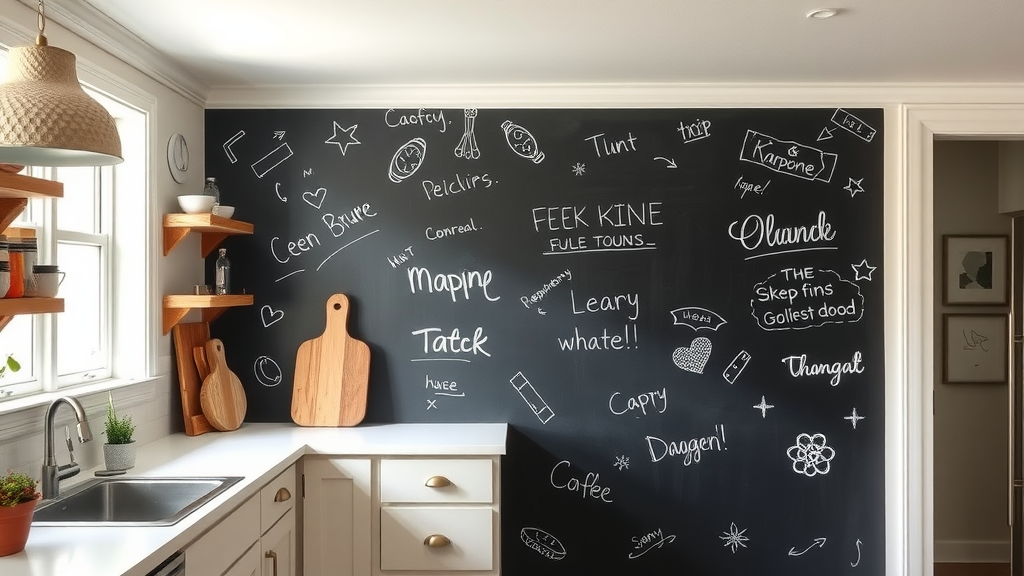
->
215, 248, 231, 295
203, 177, 221, 210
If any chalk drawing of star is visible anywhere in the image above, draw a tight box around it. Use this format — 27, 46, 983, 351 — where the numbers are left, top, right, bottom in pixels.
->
720, 522, 749, 553
844, 177, 865, 197
572, 162, 586, 176
614, 455, 629, 471
851, 259, 877, 281
753, 396, 775, 418
844, 407, 865, 429
325, 122, 360, 155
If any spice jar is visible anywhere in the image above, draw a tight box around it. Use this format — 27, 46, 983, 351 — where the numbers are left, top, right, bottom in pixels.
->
21, 237, 37, 296
5, 238, 23, 298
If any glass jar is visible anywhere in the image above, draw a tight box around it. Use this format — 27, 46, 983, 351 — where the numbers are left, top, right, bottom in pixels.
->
5, 239, 24, 298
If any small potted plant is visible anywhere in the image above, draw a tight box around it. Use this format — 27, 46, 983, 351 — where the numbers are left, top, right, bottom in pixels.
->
0, 469, 41, 556
103, 393, 137, 471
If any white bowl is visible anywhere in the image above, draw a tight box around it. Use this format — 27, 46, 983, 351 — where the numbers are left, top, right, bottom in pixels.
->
213, 205, 235, 219
177, 195, 215, 214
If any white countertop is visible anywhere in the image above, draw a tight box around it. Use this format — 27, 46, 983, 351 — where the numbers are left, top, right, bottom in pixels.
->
0, 422, 507, 576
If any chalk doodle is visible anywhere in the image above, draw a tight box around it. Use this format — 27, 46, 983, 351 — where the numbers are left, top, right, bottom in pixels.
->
851, 538, 863, 567
324, 122, 360, 155
845, 407, 865, 429
851, 259, 877, 281
831, 108, 877, 142
274, 182, 287, 203
260, 305, 284, 328
502, 120, 545, 163
653, 156, 677, 168
521, 527, 566, 560
751, 267, 864, 331
719, 522, 749, 553
388, 137, 427, 183
844, 177, 865, 197
427, 399, 437, 410
671, 337, 712, 373
817, 126, 835, 141
722, 350, 751, 384
739, 130, 837, 183
302, 187, 327, 210
454, 108, 480, 159
787, 433, 835, 477
510, 371, 555, 424
788, 537, 826, 556
253, 356, 282, 387
753, 396, 774, 418
222, 130, 244, 163
572, 162, 586, 176
614, 455, 630, 471
628, 528, 676, 559
251, 143, 293, 179
670, 307, 726, 331
272, 130, 285, 140
274, 269, 304, 283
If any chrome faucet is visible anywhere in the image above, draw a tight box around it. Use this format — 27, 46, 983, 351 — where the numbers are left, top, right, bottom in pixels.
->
42, 396, 92, 499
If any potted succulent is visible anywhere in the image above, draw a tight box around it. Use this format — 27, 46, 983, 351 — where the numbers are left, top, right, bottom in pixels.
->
0, 469, 41, 556
102, 393, 137, 471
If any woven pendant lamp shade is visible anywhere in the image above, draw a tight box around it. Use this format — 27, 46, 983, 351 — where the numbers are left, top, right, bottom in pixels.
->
0, 42, 123, 166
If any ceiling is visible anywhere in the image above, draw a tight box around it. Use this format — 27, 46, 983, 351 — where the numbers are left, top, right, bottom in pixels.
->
43, 0, 1024, 94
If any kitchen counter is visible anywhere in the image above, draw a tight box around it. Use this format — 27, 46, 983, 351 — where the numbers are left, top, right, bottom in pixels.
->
0, 422, 507, 576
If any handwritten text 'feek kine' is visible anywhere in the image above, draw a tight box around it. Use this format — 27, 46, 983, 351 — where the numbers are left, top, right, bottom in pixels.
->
534, 203, 662, 254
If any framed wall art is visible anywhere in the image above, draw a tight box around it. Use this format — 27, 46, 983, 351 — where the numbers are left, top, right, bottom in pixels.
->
943, 313, 1009, 384
942, 235, 1009, 305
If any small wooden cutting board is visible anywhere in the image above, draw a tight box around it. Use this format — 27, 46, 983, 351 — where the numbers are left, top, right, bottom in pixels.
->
291, 294, 371, 426
200, 338, 247, 431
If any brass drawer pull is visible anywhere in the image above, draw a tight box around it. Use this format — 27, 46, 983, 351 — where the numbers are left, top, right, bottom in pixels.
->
424, 475, 451, 488
265, 550, 278, 576
423, 534, 451, 547
274, 487, 291, 502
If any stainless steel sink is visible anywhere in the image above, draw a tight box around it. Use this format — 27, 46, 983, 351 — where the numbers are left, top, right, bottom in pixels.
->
32, 476, 243, 526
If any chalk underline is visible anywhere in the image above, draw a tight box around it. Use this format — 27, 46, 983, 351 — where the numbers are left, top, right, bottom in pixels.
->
543, 245, 657, 256
411, 358, 472, 363
274, 269, 305, 282
317, 229, 380, 271
744, 246, 838, 260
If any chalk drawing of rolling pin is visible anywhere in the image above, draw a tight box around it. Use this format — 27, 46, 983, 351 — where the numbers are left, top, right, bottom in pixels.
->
510, 371, 554, 424
455, 108, 481, 159
502, 120, 545, 163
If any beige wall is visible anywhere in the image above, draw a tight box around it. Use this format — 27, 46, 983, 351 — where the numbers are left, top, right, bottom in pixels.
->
933, 140, 1012, 562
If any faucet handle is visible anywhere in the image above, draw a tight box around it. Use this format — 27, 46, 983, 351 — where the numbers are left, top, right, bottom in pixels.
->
64, 426, 76, 465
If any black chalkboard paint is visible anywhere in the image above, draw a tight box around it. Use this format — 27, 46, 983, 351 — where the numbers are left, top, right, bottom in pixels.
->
205, 107, 884, 576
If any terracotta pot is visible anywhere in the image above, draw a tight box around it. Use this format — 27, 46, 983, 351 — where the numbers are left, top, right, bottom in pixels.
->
103, 441, 137, 471
0, 498, 38, 557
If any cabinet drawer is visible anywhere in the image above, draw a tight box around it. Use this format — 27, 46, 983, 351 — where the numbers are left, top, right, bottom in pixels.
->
222, 543, 260, 576
260, 464, 297, 533
380, 507, 493, 571
186, 495, 260, 575
380, 459, 492, 503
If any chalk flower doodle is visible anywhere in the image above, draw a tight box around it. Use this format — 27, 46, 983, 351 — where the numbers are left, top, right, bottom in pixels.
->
520, 527, 566, 560
787, 433, 835, 477
572, 162, 586, 176
719, 522, 749, 553
614, 455, 630, 471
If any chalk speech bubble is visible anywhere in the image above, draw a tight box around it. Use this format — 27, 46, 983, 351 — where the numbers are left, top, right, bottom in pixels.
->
669, 307, 727, 331
750, 268, 864, 331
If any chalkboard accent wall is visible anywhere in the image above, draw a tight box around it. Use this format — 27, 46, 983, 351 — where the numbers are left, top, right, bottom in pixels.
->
205, 107, 884, 576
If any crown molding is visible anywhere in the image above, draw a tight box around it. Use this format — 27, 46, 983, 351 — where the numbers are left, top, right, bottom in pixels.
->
25, 0, 209, 106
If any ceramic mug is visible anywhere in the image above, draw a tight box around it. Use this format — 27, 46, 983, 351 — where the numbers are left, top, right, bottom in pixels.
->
32, 265, 64, 298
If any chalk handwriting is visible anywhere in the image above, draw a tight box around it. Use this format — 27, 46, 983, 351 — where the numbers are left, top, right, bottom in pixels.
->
411, 327, 490, 357
787, 433, 835, 477
510, 372, 555, 423
302, 168, 313, 178
609, 388, 667, 417
557, 324, 637, 351
387, 246, 415, 269
720, 523, 749, 553
260, 305, 284, 328
728, 210, 837, 259
251, 142, 293, 179
722, 350, 751, 384
628, 528, 677, 559
571, 289, 639, 320
671, 337, 712, 373
670, 307, 727, 331
502, 120, 545, 163
222, 130, 244, 163
322, 203, 377, 238
646, 425, 726, 466
271, 233, 321, 264
521, 269, 572, 310
781, 351, 864, 385
407, 267, 499, 302
425, 217, 481, 241
422, 173, 493, 200
678, 119, 711, 143
752, 267, 864, 331
832, 108, 877, 142
550, 460, 613, 502
734, 175, 771, 198
584, 131, 638, 157
425, 375, 465, 397
324, 122, 360, 155
739, 130, 837, 183
253, 356, 282, 387
531, 203, 664, 231
385, 108, 447, 133
521, 527, 565, 560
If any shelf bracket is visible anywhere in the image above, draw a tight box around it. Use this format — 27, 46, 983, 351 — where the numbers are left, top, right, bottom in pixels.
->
163, 226, 192, 256
0, 198, 28, 232
162, 307, 192, 335
200, 234, 230, 258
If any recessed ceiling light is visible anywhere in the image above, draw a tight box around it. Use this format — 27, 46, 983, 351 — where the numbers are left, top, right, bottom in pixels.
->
806, 8, 839, 19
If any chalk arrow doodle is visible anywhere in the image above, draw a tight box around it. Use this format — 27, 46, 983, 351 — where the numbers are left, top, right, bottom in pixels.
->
788, 537, 826, 556
222, 130, 245, 163
274, 182, 287, 202
851, 538, 863, 567
670, 307, 726, 331
653, 157, 677, 168
273, 130, 285, 140
817, 126, 835, 141
325, 122, 360, 155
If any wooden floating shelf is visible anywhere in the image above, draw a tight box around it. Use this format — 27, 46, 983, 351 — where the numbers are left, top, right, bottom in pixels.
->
0, 172, 63, 233
163, 213, 254, 257
0, 297, 64, 331
162, 294, 254, 334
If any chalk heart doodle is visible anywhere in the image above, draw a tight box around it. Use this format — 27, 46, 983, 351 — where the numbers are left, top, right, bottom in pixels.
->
672, 337, 712, 373
787, 432, 835, 477
751, 267, 864, 331
260, 305, 284, 328
520, 527, 566, 561
303, 187, 327, 210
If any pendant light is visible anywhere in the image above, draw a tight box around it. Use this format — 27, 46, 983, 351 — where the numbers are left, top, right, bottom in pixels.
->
0, 0, 122, 166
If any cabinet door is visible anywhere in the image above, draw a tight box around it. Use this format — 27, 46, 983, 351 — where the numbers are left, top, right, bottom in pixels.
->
262, 508, 296, 576
223, 545, 261, 576
303, 458, 372, 576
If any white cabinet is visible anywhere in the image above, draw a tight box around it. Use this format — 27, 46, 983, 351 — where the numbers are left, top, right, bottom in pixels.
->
261, 466, 298, 576
302, 458, 373, 576
186, 495, 261, 575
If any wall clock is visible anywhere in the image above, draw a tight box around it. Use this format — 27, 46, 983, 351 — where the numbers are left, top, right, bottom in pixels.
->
167, 133, 189, 184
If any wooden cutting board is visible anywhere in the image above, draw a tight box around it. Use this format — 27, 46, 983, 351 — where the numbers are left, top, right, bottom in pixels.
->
291, 293, 371, 426
200, 338, 247, 431
171, 322, 216, 436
